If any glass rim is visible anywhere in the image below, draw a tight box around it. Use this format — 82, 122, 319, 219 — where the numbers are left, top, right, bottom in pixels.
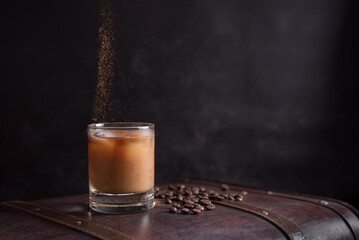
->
87, 122, 155, 130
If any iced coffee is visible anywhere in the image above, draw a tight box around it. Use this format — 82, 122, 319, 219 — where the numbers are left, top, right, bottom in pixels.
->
87, 122, 155, 214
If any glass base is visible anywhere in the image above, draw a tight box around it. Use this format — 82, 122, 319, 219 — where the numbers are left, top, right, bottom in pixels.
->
89, 187, 155, 214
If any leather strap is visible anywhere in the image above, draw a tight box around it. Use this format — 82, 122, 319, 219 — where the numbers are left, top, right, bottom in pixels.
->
212, 199, 306, 240
1, 201, 134, 240
182, 179, 307, 240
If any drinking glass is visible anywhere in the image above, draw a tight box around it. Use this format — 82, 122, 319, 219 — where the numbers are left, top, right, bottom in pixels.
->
87, 122, 155, 214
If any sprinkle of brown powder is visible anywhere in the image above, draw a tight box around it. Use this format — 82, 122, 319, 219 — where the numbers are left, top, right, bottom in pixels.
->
92, 0, 116, 123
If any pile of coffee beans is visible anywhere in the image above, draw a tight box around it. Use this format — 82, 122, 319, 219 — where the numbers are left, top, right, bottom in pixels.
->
154, 184, 247, 215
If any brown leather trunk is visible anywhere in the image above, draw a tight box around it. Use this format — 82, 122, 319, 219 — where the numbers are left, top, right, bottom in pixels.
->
1, 178, 358, 240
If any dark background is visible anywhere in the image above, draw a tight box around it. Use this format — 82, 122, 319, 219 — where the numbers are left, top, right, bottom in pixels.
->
1, 0, 358, 208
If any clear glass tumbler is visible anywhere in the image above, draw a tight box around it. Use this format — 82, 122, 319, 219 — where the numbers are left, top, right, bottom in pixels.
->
87, 122, 155, 214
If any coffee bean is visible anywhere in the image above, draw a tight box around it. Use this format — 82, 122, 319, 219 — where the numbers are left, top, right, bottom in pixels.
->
154, 192, 160, 198
207, 189, 214, 194
216, 195, 224, 201
185, 189, 192, 196
220, 194, 229, 199
200, 199, 212, 205
177, 184, 185, 190
221, 184, 230, 191
173, 202, 182, 208
236, 196, 243, 201
154, 186, 160, 191
182, 199, 194, 205
165, 198, 172, 204
200, 196, 209, 200
159, 194, 166, 199
241, 191, 248, 196
185, 195, 194, 200
169, 207, 177, 213
184, 203, 195, 208
192, 187, 199, 195
193, 208, 202, 215
181, 208, 190, 214
168, 184, 176, 190
202, 192, 209, 197
177, 194, 184, 201
229, 196, 235, 201
164, 191, 173, 197
209, 193, 218, 199
192, 198, 199, 203
200, 187, 206, 192
206, 204, 215, 210
195, 205, 204, 211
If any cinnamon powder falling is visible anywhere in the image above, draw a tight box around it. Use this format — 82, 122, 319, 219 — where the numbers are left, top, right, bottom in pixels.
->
92, 0, 116, 122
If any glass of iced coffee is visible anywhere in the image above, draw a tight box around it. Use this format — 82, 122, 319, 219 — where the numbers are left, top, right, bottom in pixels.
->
87, 122, 155, 214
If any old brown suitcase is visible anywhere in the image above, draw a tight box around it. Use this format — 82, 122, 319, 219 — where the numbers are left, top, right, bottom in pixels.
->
1, 178, 358, 240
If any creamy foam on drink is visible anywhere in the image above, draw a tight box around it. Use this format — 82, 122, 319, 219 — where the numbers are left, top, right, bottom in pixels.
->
88, 128, 154, 193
